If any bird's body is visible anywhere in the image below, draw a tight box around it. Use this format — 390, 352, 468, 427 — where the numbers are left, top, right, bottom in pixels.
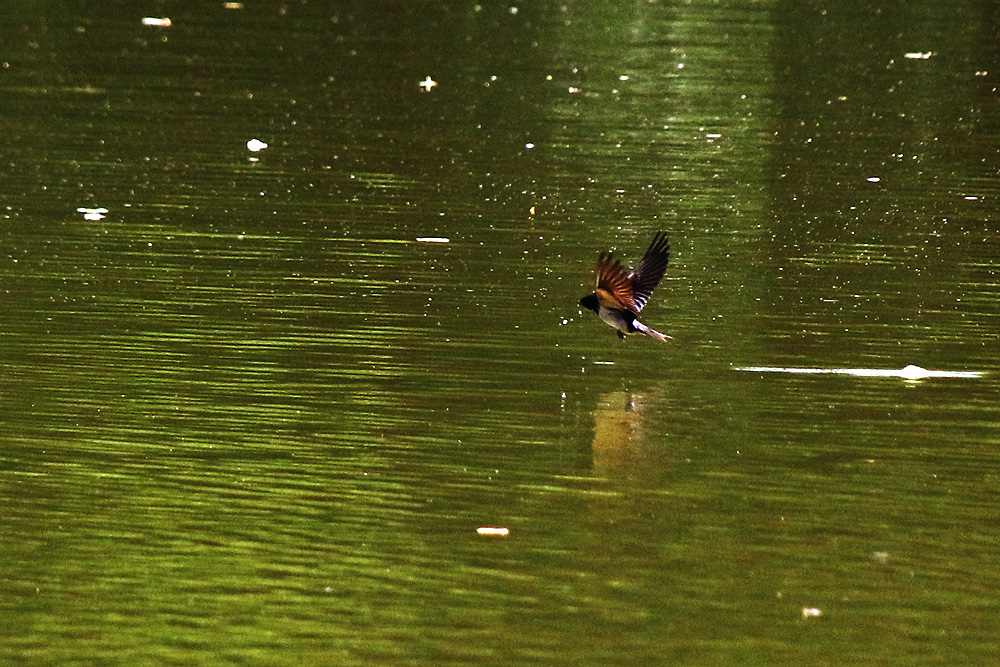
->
579, 232, 672, 342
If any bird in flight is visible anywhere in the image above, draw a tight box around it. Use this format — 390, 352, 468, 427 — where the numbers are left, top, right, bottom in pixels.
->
579, 232, 672, 342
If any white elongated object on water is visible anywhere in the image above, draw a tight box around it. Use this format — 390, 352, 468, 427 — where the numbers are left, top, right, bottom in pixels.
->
734, 365, 983, 380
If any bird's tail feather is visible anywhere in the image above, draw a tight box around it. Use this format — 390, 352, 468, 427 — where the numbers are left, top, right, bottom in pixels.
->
633, 321, 673, 342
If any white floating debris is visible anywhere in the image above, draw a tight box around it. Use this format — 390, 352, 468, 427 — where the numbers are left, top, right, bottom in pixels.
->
802, 607, 822, 619
419, 76, 438, 92
904, 51, 933, 60
525, 142, 535, 149
246, 139, 268, 152
223, 2, 244, 8
866, 177, 881, 183
77, 207, 108, 221
141, 17, 172, 27
416, 237, 449, 243
734, 365, 983, 380
477, 526, 509, 536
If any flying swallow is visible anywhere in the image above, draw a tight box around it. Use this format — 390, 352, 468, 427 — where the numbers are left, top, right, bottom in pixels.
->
579, 232, 672, 341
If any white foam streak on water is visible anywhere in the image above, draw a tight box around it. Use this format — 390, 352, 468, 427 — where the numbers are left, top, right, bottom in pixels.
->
734, 364, 984, 380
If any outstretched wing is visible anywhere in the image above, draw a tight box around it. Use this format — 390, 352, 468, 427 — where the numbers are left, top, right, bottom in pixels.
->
628, 232, 669, 312
594, 252, 640, 313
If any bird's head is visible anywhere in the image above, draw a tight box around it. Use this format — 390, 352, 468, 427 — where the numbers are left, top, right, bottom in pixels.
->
579, 293, 599, 313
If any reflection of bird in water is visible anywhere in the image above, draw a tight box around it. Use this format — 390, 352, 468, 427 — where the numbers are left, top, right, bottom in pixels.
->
591, 391, 648, 472
579, 232, 672, 342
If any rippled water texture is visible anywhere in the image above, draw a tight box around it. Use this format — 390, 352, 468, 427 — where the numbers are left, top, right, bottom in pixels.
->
2, 1, 999, 664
